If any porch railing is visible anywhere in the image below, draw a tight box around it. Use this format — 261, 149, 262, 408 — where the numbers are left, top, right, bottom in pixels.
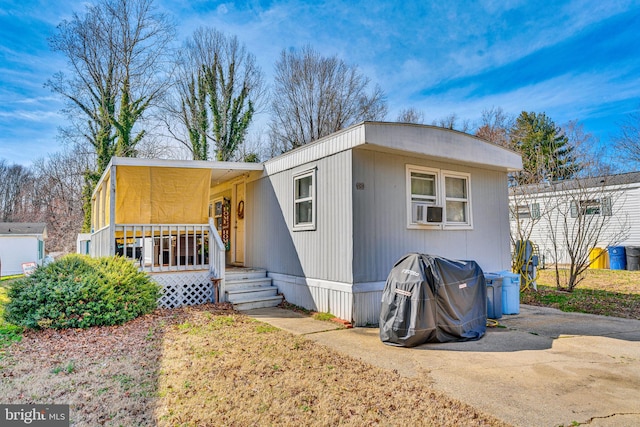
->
90, 226, 111, 258
90, 221, 227, 302
110, 223, 211, 273
209, 218, 226, 301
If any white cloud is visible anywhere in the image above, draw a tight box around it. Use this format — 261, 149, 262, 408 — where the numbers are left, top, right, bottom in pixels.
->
0, 109, 62, 122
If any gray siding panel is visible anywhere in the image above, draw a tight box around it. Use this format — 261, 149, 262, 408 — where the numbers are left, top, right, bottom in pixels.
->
265, 126, 365, 175
246, 178, 305, 276
247, 151, 354, 284
352, 148, 512, 283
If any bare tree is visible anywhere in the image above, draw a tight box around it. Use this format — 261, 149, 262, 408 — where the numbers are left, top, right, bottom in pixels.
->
561, 119, 614, 176
30, 150, 89, 253
0, 161, 33, 222
47, 0, 175, 230
48, 0, 174, 169
539, 176, 629, 291
612, 107, 640, 167
509, 168, 552, 291
475, 106, 512, 147
0, 152, 87, 254
510, 122, 629, 292
270, 45, 387, 153
431, 113, 470, 133
510, 117, 627, 290
396, 107, 424, 124
166, 27, 265, 161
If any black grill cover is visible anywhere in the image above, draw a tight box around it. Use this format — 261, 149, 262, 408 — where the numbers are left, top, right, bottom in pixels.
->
380, 253, 487, 347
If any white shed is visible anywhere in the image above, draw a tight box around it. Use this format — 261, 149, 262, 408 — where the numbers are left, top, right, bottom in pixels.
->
0, 223, 47, 276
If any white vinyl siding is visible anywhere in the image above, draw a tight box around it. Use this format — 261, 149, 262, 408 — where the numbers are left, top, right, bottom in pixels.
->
293, 169, 316, 231
406, 165, 472, 229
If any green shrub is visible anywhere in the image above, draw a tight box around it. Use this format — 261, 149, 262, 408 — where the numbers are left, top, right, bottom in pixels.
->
3, 254, 160, 329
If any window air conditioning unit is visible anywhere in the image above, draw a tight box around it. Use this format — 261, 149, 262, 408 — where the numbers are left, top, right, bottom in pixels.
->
413, 204, 443, 223
427, 206, 443, 223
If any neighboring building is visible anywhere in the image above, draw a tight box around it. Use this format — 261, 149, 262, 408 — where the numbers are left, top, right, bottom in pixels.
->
509, 172, 640, 265
88, 122, 521, 325
0, 222, 47, 276
76, 233, 92, 255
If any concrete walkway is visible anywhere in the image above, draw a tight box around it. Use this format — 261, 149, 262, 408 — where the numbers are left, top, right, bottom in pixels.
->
245, 305, 640, 427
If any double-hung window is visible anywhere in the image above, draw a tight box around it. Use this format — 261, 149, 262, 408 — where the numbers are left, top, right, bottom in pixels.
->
406, 165, 472, 229
444, 173, 470, 225
408, 166, 438, 224
293, 169, 316, 230
570, 197, 612, 217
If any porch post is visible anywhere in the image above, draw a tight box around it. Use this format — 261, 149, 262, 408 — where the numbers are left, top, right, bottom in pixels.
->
109, 164, 117, 256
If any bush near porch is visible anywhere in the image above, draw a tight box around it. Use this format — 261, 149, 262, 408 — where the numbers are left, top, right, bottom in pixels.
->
0, 277, 23, 354
3, 254, 159, 329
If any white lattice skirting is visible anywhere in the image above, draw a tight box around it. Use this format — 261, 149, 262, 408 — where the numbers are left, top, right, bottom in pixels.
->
151, 271, 213, 309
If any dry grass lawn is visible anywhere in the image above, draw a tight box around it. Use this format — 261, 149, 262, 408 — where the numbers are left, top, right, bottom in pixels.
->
536, 268, 640, 294
523, 268, 640, 319
1, 304, 508, 426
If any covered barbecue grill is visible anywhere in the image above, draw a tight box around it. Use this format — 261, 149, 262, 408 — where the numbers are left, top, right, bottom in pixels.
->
379, 253, 487, 347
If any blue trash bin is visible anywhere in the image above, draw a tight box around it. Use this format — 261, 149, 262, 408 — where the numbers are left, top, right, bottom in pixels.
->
608, 246, 626, 270
500, 271, 521, 315
485, 273, 503, 319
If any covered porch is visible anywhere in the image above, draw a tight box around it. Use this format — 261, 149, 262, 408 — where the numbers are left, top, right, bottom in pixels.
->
89, 157, 264, 307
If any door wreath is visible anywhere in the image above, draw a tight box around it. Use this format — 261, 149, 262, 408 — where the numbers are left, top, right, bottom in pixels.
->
237, 200, 245, 219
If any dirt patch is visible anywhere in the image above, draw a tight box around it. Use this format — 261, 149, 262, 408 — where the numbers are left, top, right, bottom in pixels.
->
1, 304, 508, 426
0, 306, 200, 426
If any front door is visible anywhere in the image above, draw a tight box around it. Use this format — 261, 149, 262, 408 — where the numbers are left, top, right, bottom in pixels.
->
234, 181, 245, 265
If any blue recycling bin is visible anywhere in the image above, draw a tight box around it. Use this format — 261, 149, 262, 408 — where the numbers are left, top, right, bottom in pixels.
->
608, 246, 626, 270
500, 271, 521, 315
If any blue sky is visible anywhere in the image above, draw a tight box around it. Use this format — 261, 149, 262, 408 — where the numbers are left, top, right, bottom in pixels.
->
1, 0, 639, 165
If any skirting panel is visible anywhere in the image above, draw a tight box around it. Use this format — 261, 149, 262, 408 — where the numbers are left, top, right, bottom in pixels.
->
353, 290, 384, 326
151, 271, 213, 309
269, 272, 353, 322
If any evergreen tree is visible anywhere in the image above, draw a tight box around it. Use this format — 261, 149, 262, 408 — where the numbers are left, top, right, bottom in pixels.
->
510, 111, 580, 184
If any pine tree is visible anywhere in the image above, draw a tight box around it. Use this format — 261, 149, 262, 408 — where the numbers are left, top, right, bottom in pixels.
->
510, 111, 580, 184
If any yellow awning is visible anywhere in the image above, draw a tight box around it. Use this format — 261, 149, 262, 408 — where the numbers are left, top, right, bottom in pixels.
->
115, 166, 211, 224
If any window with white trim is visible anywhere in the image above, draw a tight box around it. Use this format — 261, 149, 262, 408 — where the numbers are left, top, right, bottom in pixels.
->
408, 166, 438, 224
444, 173, 470, 224
293, 169, 316, 230
406, 165, 472, 229
511, 202, 540, 220
570, 197, 612, 217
